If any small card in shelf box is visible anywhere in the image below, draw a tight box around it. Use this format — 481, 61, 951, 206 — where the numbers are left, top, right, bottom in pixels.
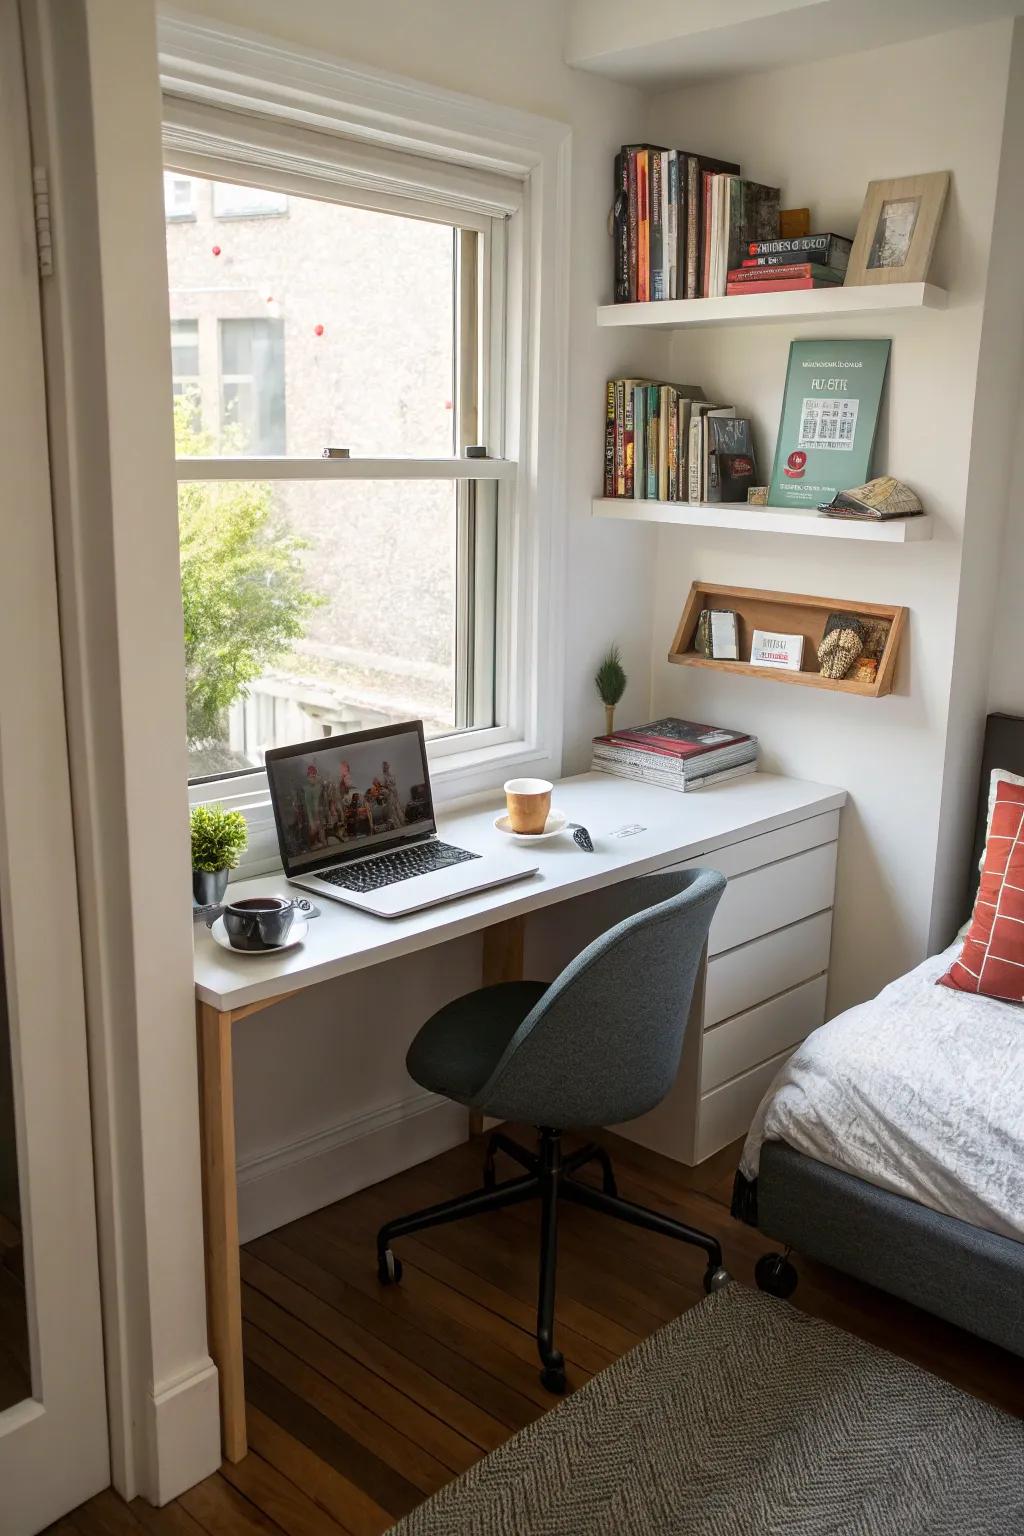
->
750, 630, 804, 670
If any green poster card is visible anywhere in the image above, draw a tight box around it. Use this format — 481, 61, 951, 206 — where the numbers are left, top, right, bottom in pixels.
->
768, 339, 891, 507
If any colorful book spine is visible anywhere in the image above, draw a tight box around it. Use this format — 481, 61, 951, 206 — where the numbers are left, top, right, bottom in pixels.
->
604, 380, 615, 497
637, 150, 650, 303
746, 234, 851, 264
626, 151, 639, 301
613, 379, 625, 496
649, 151, 665, 301
730, 262, 845, 283
726, 277, 839, 294
612, 151, 629, 303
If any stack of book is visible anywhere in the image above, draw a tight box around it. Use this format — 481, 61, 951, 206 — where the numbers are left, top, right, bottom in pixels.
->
605, 383, 758, 503
612, 146, 781, 302
726, 233, 851, 295
591, 717, 758, 792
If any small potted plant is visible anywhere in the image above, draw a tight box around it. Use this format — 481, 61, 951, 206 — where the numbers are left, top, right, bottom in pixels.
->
595, 644, 627, 737
190, 803, 248, 906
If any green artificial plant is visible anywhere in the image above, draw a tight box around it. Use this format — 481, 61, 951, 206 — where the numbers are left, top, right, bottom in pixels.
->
190, 803, 249, 873
595, 644, 627, 735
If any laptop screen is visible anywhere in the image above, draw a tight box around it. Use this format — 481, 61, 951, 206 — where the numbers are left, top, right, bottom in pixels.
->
265, 721, 435, 875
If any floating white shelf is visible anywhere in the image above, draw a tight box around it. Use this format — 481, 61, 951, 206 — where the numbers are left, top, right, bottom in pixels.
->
596, 282, 946, 331
592, 497, 933, 543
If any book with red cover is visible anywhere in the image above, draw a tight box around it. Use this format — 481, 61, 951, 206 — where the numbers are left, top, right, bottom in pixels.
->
726, 277, 841, 294
595, 717, 752, 761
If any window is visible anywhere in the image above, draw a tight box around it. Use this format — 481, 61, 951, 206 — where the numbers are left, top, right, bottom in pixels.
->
212, 180, 288, 218
167, 163, 508, 783
219, 318, 285, 454
163, 171, 195, 220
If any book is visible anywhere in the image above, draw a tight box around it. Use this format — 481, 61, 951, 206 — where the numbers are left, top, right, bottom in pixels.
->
626, 149, 639, 301
596, 716, 755, 762
612, 150, 630, 303
637, 149, 650, 302
741, 253, 849, 271
725, 178, 782, 284
767, 339, 892, 509
706, 417, 756, 502
688, 403, 736, 502
603, 380, 615, 496
729, 262, 847, 284
686, 153, 740, 297
606, 379, 704, 499
591, 758, 757, 793
650, 151, 665, 301
726, 277, 843, 294
746, 233, 852, 266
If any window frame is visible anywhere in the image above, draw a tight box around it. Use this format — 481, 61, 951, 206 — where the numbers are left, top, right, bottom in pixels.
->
159, 21, 570, 859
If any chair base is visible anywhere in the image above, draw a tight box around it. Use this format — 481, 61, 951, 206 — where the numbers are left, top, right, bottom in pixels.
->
376, 1128, 730, 1393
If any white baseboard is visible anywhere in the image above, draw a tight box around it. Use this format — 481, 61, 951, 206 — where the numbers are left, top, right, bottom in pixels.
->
236, 1089, 468, 1242
145, 1359, 221, 1506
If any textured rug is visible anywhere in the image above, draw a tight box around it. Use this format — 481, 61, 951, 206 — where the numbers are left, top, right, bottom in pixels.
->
389, 1284, 1024, 1535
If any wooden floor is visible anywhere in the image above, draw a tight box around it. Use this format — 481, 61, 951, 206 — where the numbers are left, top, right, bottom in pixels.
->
54, 1131, 1023, 1536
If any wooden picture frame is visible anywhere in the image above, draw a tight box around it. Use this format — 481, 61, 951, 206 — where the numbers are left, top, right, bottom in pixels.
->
845, 172, 949, 286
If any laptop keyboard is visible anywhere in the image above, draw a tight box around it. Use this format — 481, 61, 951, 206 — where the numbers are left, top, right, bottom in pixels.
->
317, 841, 480, 893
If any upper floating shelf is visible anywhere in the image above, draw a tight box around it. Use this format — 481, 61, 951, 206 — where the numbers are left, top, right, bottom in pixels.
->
596, 282, 947, 331
593, 498, 933, 543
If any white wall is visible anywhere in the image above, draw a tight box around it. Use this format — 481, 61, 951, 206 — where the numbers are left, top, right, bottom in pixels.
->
645, 21, 1020, 1013
988, 399, 1024, 716
166, 0, 668, 1239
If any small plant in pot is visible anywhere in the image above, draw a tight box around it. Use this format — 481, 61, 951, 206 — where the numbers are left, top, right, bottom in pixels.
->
595, 644, 627, 737
190, 803, 248, 906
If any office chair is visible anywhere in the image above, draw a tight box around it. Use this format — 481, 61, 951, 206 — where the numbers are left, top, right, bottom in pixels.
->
376, 868, 730, 1393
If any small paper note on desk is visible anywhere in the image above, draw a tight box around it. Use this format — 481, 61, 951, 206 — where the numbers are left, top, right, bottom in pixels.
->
750, 629, 804, 670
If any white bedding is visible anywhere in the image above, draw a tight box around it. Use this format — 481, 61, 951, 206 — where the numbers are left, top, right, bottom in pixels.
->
740, 940, 1024, 1242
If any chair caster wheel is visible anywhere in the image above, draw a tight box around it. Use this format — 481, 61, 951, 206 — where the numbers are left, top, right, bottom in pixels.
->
377, 1249, 403, 1286
755, 1251, 798, 1299
540, 1364, 567, 1394
703, 1264, 731, 1294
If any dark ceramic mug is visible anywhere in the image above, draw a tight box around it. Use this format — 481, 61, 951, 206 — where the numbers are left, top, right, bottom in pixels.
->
222, 895, 296, 952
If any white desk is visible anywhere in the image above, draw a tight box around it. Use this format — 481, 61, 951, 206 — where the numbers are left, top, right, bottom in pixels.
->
194, 770, 845, 1460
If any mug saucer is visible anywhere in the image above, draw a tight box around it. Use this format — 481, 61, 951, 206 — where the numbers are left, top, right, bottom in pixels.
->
210, 913, 308, 956
493, 809, 568, 843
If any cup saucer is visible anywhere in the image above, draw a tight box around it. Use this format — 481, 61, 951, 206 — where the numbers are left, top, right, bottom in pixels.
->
493, 809, 568, 843
209, 913, 308, 955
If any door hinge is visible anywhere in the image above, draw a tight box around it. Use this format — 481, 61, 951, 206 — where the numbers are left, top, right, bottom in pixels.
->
33, 166, 53, 277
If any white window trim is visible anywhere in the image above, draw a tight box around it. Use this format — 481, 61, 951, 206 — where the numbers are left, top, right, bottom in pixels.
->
159, 14, 571, 858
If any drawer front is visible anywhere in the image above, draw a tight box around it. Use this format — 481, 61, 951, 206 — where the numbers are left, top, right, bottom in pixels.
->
696, 1045, 795, 1163
701, 973, 827, 1094
662, 809, 839, 884
705, 910, 832, 1027
708, 840, 837, 957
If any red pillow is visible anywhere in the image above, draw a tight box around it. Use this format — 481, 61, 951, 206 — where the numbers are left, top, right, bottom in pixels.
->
940, 777, 1024, 1003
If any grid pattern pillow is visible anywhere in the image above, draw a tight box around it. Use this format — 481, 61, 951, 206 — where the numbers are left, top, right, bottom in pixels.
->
940, 776, 1024, 1003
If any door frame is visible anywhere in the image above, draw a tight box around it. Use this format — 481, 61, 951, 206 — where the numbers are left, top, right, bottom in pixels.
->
0, 2, 109, 1527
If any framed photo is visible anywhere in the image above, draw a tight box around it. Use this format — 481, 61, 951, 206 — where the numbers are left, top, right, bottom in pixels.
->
845, 172, 949, 286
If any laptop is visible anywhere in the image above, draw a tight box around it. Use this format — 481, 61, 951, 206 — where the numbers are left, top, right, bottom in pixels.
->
265, 720, 538, 917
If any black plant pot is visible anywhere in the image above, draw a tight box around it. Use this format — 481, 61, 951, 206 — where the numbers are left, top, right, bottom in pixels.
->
193, 867, 229, 906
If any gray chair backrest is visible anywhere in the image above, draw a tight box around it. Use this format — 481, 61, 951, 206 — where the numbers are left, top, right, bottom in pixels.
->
474, 867, 725, 1129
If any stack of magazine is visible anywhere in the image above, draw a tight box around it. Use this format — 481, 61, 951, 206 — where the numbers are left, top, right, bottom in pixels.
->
591, 717, 758, 792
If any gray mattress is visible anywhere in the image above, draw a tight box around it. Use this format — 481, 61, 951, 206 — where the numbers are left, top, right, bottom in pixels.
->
756, 1141, 1024, 1359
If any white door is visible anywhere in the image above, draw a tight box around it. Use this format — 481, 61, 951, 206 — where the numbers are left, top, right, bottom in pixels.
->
0, 1, 109, 1528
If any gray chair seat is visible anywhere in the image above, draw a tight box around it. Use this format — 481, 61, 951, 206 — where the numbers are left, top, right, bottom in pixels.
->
407, 981, 548, 1104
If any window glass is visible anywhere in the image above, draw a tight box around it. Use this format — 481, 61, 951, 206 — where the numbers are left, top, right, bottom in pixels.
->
165, 173, 456, 457
163, 172, 195, 219
213, 180, 288, 218
175, 473, 484, 779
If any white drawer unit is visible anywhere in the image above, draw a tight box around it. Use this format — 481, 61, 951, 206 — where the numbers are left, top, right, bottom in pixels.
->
617, 809, 841, 1166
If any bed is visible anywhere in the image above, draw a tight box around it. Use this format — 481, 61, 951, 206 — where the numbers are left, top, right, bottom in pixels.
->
734, 712, 1024, 1358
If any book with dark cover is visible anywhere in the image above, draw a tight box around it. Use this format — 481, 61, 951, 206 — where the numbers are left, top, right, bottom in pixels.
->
729, 262, 846, 284
679, 153, 740, 298
726, 179, 781, 283
597, 716, 754, 760
746, 233, 851, 264
742, 251, 849, 272
636, 150, 649, 302
626, 150, 639, 301
650, 151, 665, 301
612, 151, 629, 303
603, 380, 615, 496
706, 417, 755, 502
667, 151, 680, 299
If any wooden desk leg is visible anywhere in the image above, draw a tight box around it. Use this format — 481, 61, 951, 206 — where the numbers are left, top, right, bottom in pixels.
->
473, 916, 527, 1137
196, 1001, 247, 1463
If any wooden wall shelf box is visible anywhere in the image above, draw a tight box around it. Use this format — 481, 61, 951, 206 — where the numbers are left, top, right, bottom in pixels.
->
670, 582, 907, 697
592, 498, 932, 544
596, 282, 946, 331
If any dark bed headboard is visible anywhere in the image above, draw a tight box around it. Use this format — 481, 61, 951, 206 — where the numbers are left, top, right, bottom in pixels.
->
966, 712, 1024, 917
